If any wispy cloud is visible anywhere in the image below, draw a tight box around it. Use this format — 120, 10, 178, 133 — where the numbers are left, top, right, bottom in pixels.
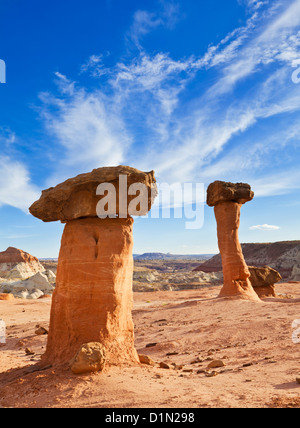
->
128, 1, 181, 49
80, 54, 111, 78
0, 128, 40, 211
249, 224, 280, 230
0, 155, 40, 212
38, 0, 300, 198
39, 74, 132, 185
0, 233, 38, 239
239, 0, 270, 12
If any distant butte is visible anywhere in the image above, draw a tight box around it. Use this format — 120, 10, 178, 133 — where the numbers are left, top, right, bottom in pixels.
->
0, 247, 39, 264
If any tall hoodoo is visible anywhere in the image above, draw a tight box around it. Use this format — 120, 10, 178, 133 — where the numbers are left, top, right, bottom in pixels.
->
29, 166, 157, 367
207, 181, 260, 301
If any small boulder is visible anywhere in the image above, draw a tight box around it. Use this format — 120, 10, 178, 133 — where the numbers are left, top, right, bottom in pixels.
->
0, 293, 14, 301
207, 360, 225, 369
70, 342, 106, 374
248, 266, 282, 297
159, 361, 172, 369
35, 326, 48, 335
139, 354, 156, 366
27, 289, 45, 300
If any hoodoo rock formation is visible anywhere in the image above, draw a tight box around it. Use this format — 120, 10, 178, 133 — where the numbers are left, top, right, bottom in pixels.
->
207, 181, 260, 301
29, 166, 157, 368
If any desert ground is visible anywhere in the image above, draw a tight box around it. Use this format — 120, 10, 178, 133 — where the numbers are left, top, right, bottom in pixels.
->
1, 282, 300, 408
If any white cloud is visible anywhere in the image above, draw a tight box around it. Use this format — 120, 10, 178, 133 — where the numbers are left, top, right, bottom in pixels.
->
40, 74, 132, 184
39, 0, 300, 196
0, 234, 37, 239
250, 167, 300, 197
0, 129, 40, 211
204, 1, 300, 98
242, 0, 269, 12
0, 156, 40, 212
2, 0, 300, 216
249, 224, 280, 230
128, 1, 180, 49
80, 54, 111, 78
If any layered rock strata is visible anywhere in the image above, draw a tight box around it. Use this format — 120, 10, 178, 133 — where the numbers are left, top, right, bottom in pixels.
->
0, 247, 44, 280
30, 165, 157, 222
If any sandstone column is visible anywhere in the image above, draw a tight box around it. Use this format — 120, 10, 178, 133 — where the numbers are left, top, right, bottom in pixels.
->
207, 181, 260, 301
30, 166, 157, 367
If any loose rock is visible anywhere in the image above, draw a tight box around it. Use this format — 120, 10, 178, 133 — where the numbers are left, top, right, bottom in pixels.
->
70, 342, 106, 375
207, 360, 225, 369
139, 354, 156, 366
35, 326, 48, 336
159, 362, 171, 369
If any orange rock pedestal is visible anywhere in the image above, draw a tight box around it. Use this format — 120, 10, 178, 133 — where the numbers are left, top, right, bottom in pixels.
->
214, 202, 260, 301
42, 217, 139, 367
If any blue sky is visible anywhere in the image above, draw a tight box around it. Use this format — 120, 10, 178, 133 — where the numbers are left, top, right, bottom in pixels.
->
1, 0, 300, 257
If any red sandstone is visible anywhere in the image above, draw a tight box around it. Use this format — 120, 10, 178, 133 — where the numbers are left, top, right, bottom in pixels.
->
0, 247, 39, 265
207, 182, 260, 301
42, 217, 139, 366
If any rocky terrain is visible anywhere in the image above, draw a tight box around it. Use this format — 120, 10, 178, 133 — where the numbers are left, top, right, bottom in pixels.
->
1, 283, 300, 408
0, 247, 219, 298
0, 248, 56, 300
133, 264, 223, 292
0, 243, 300, 408
134, 253, 214, 261
1, 245, 297, 297
2, 241, 299, 298
1, 174, 299, 408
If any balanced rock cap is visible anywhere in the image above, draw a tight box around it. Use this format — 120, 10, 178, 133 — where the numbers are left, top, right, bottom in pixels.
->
207, 181, 254, 207
29, 165, 157, 222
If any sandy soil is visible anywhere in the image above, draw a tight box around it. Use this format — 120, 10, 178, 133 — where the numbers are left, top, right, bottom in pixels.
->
1, 283, 300, 408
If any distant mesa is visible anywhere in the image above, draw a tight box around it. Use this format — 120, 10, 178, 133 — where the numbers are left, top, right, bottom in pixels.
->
194, 240, 300, 281
134, 253, 214, 261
